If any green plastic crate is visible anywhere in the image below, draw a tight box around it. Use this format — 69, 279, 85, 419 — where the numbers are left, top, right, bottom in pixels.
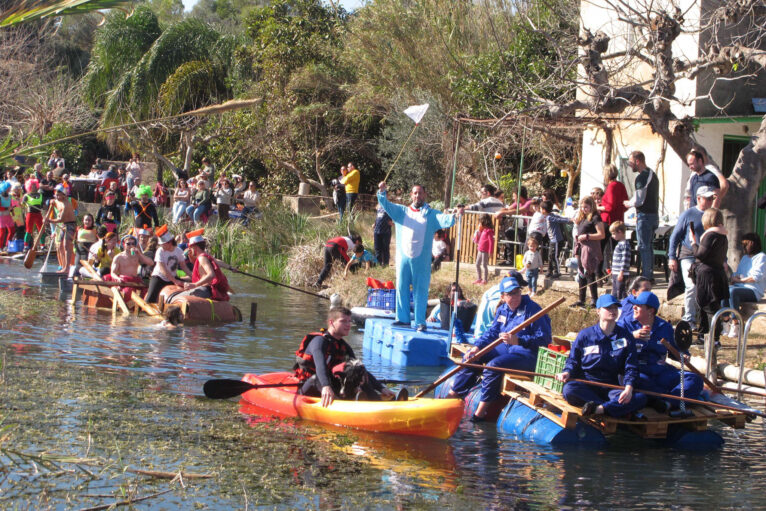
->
534, 347, 568, 393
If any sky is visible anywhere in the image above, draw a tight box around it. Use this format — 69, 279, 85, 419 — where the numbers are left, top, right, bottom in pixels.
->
181, 0, 366, 12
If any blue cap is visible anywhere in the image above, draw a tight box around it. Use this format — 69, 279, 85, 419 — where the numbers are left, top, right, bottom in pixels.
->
595, 294, 620, 309
498, 277, 521, 294
629, 291, 660, 309
505, 269, 528, 287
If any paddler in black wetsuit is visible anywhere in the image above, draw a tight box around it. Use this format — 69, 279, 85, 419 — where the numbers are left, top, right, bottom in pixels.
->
295, 307, 395, 407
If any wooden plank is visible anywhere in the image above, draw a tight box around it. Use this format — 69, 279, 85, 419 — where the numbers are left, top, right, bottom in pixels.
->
71, 283, 78, 304
132, 293, 163, 318
561, 410, 578, 429
529, 391, 543, 407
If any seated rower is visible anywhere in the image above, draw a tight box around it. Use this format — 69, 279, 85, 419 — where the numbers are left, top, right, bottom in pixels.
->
106, 235, 153, 301
617, 291, 702, 412
168, 229, 230, 302
446, 277, 552, 422
145, 225, 191, 303
295, 307, 395, 407
556, 294, 648, 417
87, 231, 119, 277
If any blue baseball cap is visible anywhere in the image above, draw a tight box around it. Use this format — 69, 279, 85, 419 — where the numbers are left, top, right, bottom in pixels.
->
629, 291, 660, 310
498, 277, 521, 294
595, 294, 620, 309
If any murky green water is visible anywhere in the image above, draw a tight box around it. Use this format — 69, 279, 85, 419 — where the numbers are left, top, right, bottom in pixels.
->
1, 259, 765, 509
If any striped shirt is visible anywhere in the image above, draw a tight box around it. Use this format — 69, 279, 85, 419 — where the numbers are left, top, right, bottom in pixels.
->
611, 239, 631, 273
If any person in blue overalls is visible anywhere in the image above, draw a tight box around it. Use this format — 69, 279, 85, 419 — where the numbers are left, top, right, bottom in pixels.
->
447, 277, 552, 422
556, 294, 648, 417
618, 291, 702, 413
376, 181, 463, 331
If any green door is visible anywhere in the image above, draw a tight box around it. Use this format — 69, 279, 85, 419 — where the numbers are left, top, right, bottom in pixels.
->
724, 136, 764, 247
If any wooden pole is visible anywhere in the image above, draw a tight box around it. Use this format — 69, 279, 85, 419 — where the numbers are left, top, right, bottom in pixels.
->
250, 302, 257, 327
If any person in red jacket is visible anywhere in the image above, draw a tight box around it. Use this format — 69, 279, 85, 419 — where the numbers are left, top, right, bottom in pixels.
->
599, 163, 629, 270
169, 228, 230, 302
314, 234, 362, 287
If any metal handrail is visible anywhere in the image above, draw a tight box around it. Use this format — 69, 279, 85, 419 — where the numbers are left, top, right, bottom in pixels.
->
740, 312, 766, 393
708, 308, 742, 381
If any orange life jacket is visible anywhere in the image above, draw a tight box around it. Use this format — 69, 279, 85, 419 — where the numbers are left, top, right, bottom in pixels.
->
293, 329, 352, 381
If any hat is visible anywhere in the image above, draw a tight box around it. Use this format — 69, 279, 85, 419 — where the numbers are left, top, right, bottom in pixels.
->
696, 186, 716, 198
498, 277, 521, 294
136, 227, 152, 237
156, 224, 174, 244
186, 228, 205, 245
595, 294, 620, 309
121, 234, 137, 244
54, 184, 67, 194
505, 269, 528, 287
629, 291, 660, 310
0, 182, 10, 194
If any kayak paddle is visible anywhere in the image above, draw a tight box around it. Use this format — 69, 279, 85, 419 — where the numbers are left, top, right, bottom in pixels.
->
203, 378, 428, 399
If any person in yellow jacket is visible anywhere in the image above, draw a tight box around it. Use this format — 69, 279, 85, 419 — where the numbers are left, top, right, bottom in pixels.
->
340, 162, 360, 214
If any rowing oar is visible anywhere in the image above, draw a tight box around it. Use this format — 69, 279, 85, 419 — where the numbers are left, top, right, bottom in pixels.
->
225, 266, 329, 300
415, 296, 566, 398
456, 362, 766, 419
203, 378, 429, 399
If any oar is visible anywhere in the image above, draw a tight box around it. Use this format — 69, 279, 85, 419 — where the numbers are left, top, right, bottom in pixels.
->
39, 224, 56, 273
204, 378, 429, 400
225, 266, 329, 300
456, 362, 766, 418
415, 296, 566, 398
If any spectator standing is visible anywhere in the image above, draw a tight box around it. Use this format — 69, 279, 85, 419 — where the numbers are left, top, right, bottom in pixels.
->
125, 153, 143, 193
523, 237, 543, 296
95, 192, 121, 232
22, 180, 44, 250
599, 164, 629, 267
685, 150, 728, 209
373, 201, 392, 266
623, 151, 659, 281
473, 214, 494, 284
724, 233, 766, 337
340, 162, 360, 214
153, 180, 169, 207
214, 177, 234, 223
47, 150, 64, 170
332, 175, 347, 221
691, 208, 729, 342
526, 198, 547, 243
572, 196, 606, 308
242, 182, 261, 217
495, 186, 533, 263
172, 179, 191, 223
609, 221, 631, 299
541, 200, 572, 278
667, 186, 715, 332
466, 184, 505, 213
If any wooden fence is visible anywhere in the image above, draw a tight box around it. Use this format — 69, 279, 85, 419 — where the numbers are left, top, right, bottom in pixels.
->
445, 210, 501, 265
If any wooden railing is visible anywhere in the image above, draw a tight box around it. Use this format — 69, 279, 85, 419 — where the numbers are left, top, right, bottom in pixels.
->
445, 210, 501, 265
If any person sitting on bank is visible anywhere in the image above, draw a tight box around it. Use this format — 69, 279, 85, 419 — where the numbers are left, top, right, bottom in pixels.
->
126, 185, 160, 228
45, 185, 76, 275
343, 243, 378, 276
314, 234, 361, 287
447, 277, 552, 422
107, 235, 154, 302
145, 225, 191, 303
168, 229, 230, 302
556, 294, 648, 418
295, 307, 395, 407
617, 291, 702, 413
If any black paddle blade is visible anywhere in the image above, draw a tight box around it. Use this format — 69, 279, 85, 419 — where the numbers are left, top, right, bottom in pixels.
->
203, 379, 257, 399
675, 320, 693, 352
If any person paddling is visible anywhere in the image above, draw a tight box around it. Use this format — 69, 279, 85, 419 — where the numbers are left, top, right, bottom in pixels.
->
295, 307, 395, 407
168, 228, 230, 303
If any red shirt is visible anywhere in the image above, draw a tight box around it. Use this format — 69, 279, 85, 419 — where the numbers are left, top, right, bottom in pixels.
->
192, 252, 230, 301
601, 180, 628, 226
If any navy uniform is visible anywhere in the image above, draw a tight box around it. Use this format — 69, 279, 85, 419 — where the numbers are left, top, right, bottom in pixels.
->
618, 291, 702, 407
563, 318, 648, 417
451, 278, 552, 403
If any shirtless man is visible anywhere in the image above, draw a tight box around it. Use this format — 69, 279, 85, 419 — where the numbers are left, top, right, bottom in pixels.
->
45, 185, 76, 274
109, 235, 153, 301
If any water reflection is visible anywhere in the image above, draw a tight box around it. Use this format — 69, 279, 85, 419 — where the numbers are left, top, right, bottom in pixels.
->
2, 262, 766, 508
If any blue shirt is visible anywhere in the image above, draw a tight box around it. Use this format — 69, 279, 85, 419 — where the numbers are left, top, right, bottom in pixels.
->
474, 295, 551, 352
350, 250, 378, 264
732, 253, 766, 299
617, 314, 677, 376
546, 213, 572, 244
564, 324, 638, 387
373, 205, 391, 236
688, 168, 721, 207
668, 206, 704, 261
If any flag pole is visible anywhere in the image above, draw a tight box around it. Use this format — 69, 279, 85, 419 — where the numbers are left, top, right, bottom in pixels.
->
383, 123, 419, 182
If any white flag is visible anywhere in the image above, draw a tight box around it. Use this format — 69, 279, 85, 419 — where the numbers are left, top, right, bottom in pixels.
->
403, 103, 429, 124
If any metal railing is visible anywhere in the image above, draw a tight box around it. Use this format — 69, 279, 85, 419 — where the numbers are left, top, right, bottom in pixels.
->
708, 308, 743, 382
739, 312, 766, 393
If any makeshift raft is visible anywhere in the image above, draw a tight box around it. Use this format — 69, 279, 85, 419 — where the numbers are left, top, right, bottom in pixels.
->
362, 317, 453, 367
436, 343, 752, 449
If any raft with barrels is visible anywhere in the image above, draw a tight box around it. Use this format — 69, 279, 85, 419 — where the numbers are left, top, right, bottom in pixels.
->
435, 343, 755, 449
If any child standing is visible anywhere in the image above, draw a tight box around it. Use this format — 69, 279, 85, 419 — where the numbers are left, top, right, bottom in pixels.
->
526, 198, 547, 243
523, 237, 543, 296
473, 214, 494, 284
541, 200, 572, 278
609, 221, 631, 299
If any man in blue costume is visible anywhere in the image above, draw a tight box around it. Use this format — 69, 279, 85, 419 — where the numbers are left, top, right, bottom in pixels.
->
377, 182, 463, 331
447, 277, 552, 422
617, 291, 702, 413
557, 294, 648, 417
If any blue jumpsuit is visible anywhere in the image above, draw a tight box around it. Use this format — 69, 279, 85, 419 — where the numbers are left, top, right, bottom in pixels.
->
618, 314, 702, 407
562, 324, 648, 417
618, 296, 634, 321
450, 295, 552, 402
376, 190, 456, 326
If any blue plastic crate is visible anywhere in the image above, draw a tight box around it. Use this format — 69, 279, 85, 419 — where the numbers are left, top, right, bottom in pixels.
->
366, 289, 396, 310
6, 239, 24, 253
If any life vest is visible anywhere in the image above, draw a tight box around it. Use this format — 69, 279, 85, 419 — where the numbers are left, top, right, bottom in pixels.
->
191, 252, 230, 301
293, 329, 352, 381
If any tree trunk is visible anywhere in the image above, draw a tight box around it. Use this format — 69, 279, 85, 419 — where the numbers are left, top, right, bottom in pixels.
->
277, 159, 334, 209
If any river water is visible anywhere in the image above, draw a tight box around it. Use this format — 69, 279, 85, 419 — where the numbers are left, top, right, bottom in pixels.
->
1, 259, 765, 509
